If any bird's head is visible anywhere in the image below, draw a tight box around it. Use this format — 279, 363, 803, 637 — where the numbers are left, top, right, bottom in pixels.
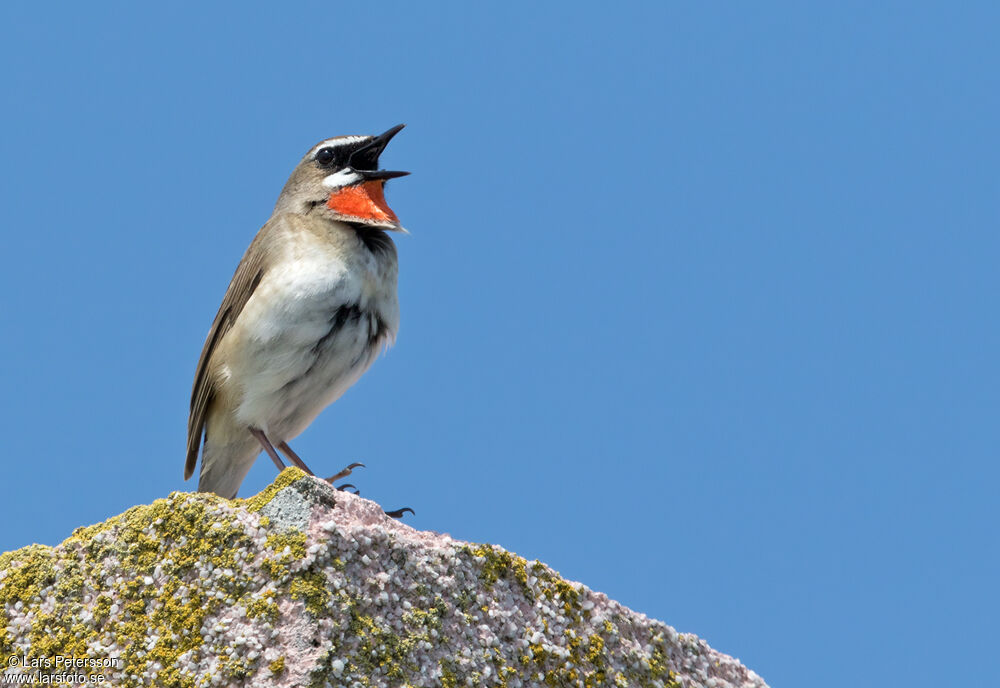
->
276, 124, 409, 231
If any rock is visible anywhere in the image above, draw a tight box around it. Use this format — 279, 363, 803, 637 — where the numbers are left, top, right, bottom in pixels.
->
0, 468, 768, 687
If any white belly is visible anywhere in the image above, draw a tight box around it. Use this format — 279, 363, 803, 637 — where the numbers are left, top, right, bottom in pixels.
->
221, 245, 397, 442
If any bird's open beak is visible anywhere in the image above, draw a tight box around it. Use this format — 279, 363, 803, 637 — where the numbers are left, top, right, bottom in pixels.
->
349, 124, 408, 178
327, 124, 409, 231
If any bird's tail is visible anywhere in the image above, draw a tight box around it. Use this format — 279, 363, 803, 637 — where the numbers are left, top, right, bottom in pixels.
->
196, 434, 260, 499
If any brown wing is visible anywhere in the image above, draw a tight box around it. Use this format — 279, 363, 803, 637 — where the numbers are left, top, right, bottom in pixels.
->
184, 229, 271, 480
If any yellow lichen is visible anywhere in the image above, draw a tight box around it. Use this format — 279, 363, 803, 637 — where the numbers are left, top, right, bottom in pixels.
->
290, 571, 331, 615
586, 633, 605, 663
239, 466, 307, 512
0, 489, 270, 686
439, 660, 458, 688
0, 469, 691, 688
245, 590, 280, 622
261, 531, 307, 579
466, 544, 530, 592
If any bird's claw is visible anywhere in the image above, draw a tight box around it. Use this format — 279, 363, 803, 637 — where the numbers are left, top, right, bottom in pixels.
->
326, 462, 365, 484
320, 462, 407, 517
384, 507, 414, 519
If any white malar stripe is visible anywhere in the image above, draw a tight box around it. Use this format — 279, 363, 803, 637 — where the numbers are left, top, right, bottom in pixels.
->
322, 169, 363, 189
309, 136, 370, 158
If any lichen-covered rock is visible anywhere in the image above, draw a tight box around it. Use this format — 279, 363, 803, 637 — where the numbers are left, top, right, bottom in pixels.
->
0, 468, 768, 688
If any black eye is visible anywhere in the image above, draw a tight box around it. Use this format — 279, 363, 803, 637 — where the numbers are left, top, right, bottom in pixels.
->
316, 148, 335, 166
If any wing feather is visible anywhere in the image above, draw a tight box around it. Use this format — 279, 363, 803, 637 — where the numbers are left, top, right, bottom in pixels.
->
184, 228, 273, 479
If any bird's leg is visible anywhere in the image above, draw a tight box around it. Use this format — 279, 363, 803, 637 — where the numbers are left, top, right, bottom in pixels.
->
249, 427, 286, 471
277, 440, 363, 488
257, 440, 401, 517
277, 441, 316, 476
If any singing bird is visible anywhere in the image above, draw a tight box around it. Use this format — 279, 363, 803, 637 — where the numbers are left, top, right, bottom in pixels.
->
185, 125, 409, 500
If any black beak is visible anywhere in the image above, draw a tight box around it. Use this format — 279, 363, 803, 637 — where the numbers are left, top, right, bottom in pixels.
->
350, 124, 408, 178
359, 169, 410, 181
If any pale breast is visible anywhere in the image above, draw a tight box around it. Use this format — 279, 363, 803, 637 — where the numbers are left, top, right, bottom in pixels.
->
222, 224, 399, 439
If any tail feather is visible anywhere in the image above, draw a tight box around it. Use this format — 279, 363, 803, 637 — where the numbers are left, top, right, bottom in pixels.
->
196, 435, 260, 499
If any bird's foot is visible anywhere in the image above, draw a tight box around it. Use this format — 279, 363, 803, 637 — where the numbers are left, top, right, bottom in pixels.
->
326, 462, 365, 484
383, 507, 415, 519
312, 459, 410, 518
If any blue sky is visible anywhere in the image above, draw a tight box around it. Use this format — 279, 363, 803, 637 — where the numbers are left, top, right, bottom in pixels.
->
1, 3, 997, 686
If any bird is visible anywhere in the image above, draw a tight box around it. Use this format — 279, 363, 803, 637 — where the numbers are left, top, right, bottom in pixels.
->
185, 124, 409, 500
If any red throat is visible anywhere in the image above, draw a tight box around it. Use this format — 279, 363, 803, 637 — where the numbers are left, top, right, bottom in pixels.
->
326, 181, 398, 224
